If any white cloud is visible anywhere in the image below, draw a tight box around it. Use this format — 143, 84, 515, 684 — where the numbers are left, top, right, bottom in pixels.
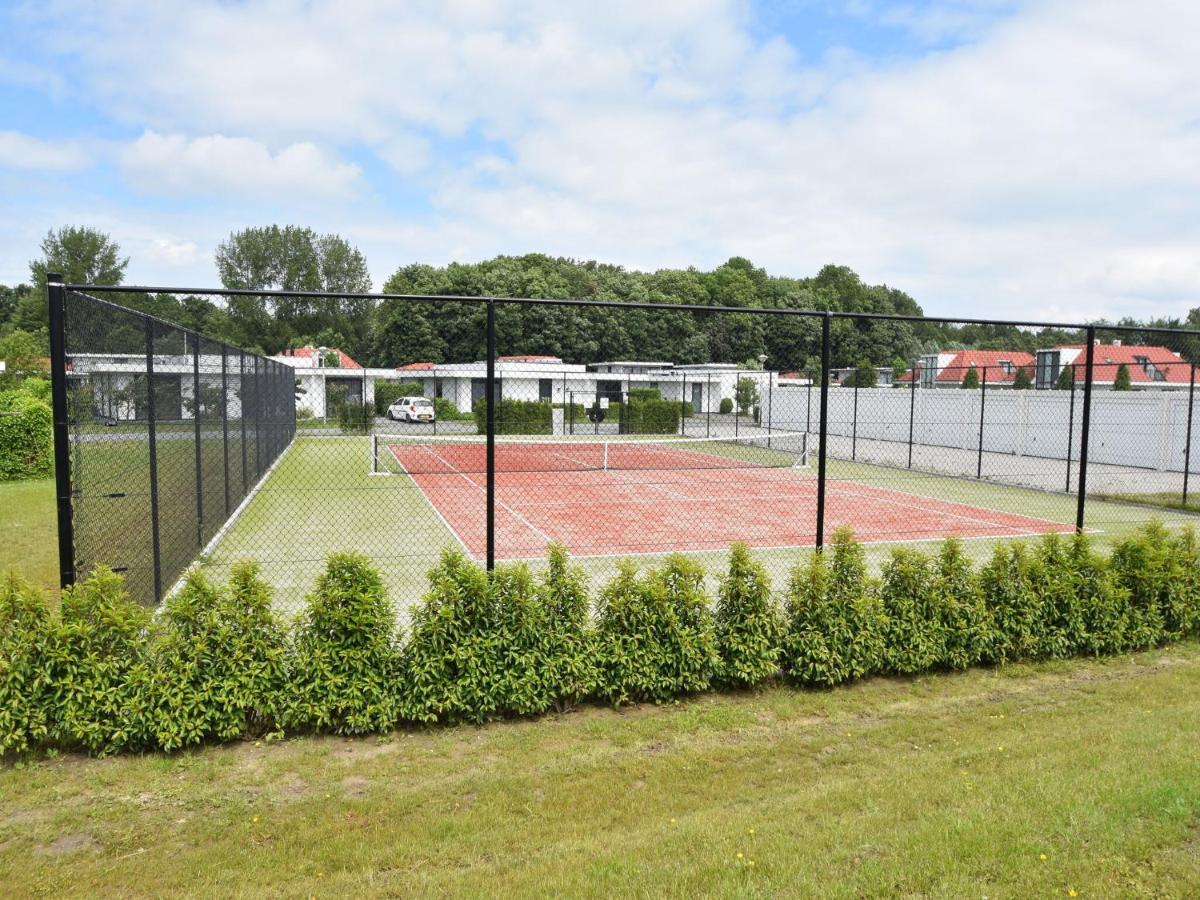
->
0, 131, 89, 171
143, 237, 199, 267
7, 0, 1200, 323
119, 132, 361, 200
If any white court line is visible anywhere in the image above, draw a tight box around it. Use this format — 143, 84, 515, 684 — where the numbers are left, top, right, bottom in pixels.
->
402, 443, 556, 549
383, 441, 471, 555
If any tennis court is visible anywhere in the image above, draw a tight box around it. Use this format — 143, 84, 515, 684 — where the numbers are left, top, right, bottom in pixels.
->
376, 434, 1075, 561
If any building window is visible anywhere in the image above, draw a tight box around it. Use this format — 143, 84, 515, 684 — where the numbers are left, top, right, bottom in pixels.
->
538, 378, 553, 401
434, 379, 444, 399
999, 359, 1013, 374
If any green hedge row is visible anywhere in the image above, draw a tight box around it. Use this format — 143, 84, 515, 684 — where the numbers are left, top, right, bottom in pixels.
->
3, 523, 1198, 756
0, 385, 53, 481
374, 380, 425, 415
472, 399, 553, 435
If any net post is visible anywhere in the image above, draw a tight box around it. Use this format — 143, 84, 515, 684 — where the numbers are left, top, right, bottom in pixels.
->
1075, 329, 1096, 533
145, 318, 163, 602
976, 366, 987, 479
192, 333, 204, 548
47, 273, 76, 592
766, 371, 773, 448
1065, 363, 1076, 493
815, 312, 831, 551
485, 298, 496, 572
1184, 363, 1196, 504
907, 363, 916, 469
221, 344, 230, 517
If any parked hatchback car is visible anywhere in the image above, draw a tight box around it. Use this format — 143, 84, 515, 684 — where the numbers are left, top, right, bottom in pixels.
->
387, 396, 436, 422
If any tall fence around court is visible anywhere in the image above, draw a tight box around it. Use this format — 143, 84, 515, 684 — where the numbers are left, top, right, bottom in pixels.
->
49, 279, 296, 604
48, 281, 1200, 611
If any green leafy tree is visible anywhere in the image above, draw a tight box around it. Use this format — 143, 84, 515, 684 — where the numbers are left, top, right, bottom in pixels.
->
1056, 364, 1076, 390
1113, 363, 1133, 391
1013, 367, 1033, 390
846, 359, 877, 388
17, 227, 128, 340
735, 376, 760, 416
961, 367, 980, 389
0, 329, 44, 389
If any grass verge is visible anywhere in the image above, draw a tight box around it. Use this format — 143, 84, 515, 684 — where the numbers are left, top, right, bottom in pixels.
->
2, 643, 1198, 897
0, 478, 56, 597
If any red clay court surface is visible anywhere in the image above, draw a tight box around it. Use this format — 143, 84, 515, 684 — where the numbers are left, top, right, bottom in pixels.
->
384, 440, 1074, 560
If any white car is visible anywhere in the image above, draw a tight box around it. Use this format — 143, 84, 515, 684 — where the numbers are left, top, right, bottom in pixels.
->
387, 396, 436, 423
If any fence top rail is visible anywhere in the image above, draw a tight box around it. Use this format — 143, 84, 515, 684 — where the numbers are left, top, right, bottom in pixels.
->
57, 282, 1172, 334
63, 288, 286, 365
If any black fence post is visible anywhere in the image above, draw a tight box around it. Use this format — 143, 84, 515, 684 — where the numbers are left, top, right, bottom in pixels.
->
1065, 363, 1076, 493
1184, 363, 1196, 505
239, 353, 248, 494
806, 381, 812, 433
680, 373, 687, 436
976, 366, 988, 479
221, 346, 230, 517
815, 313, 831, 551
907, 364, 916, 469
766, 371, 773, 448
1076, 330, 1096, 533
145, 319, 163, 602
485, 299, 496, 572
192, 334, 204, 548
47, 274, 76, 591
851, 379, 859, 461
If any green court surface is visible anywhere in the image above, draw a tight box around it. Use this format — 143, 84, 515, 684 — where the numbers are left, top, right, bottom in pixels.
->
202, 434, 1200, 615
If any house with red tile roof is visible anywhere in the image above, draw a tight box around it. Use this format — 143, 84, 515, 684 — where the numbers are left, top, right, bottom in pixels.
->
276, 345, 363, 369
914, 349, 1035, 387
1039, 343, 1193, 389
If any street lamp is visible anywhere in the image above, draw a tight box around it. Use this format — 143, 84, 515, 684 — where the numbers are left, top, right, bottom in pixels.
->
757, 353, 768, 370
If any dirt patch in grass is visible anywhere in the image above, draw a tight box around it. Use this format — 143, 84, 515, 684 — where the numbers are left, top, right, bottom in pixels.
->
271, 772, 308, 800
34, 833, 100, 857
341, 776, 369, 797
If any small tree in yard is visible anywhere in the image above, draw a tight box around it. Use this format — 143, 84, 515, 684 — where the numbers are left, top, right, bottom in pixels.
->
735, 377, 760, 416
1114, 363, 1133, 391
961, 367, 980, 389
1056, 364, 1075, 390
1013, 367, 1033, 390
848, 360, 877, 388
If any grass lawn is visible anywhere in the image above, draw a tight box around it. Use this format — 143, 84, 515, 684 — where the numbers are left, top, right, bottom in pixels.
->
2, 644, 1198, 897
0, 478, 57, 597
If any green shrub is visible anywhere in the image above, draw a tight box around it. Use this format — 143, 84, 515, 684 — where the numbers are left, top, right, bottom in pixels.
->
336, 401, 372, 434
1069, 534, 1130, 656
781, 529, 884, 687
1109, 522, 1179, 648
628, 387, 662, 401
0, 573, 55, 758
153, 564, 286, 750
538, 544, 596, 710
879, 548, 945, 675
719, 397, 734, 414
473, 398, 552, 435
0, 393, 52, 481
713, 543, 781, 688
1030, 533, 1090, 658
434, 397, 471, 420
0, 571, 55, 754
621, 397, 680, 435
51, 567, 155, 755
934, 539, 992, 669
978, 543, 1047, 662
283, 554, 401, 735
17, 377, 51, 404
592, 556, 717, 705
375, 380, 425, 415
402, 547, 594, 723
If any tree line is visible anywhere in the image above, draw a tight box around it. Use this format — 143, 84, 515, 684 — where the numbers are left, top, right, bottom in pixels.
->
3, 226, 1198, 376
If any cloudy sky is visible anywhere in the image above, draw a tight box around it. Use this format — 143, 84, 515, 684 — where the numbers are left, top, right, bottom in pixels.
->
0, 0, 1197, 321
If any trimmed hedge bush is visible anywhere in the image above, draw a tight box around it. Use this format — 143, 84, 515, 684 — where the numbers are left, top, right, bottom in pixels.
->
0, 391, 52, 481
620, 397, 680, 435
153, 564, 286, 750
719, 397, 734, 414
51, 567, 155, 755
593, 556, 717, 705
473, 398, 552, 435
5, 521, 1200, 757
283, 553, 402, 735
0, 572, 54, 754
375, 380, 425, 415
714, 542, 781, 688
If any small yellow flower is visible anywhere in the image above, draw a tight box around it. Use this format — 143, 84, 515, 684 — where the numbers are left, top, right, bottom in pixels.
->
1040, 854, 1047, 861
736, 852, 743, 859
252, 816, 260, 823
670, 818, 677, 824
748, 829, 755, 835
1068, 891, 1078, 898
747, 860, 755, 868
998, 746, 1004, 752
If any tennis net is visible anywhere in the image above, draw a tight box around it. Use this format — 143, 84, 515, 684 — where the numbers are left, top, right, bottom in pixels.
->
370, 431, 810, 476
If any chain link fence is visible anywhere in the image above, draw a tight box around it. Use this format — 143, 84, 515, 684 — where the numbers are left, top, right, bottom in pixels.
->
49, 282, 1200, 612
